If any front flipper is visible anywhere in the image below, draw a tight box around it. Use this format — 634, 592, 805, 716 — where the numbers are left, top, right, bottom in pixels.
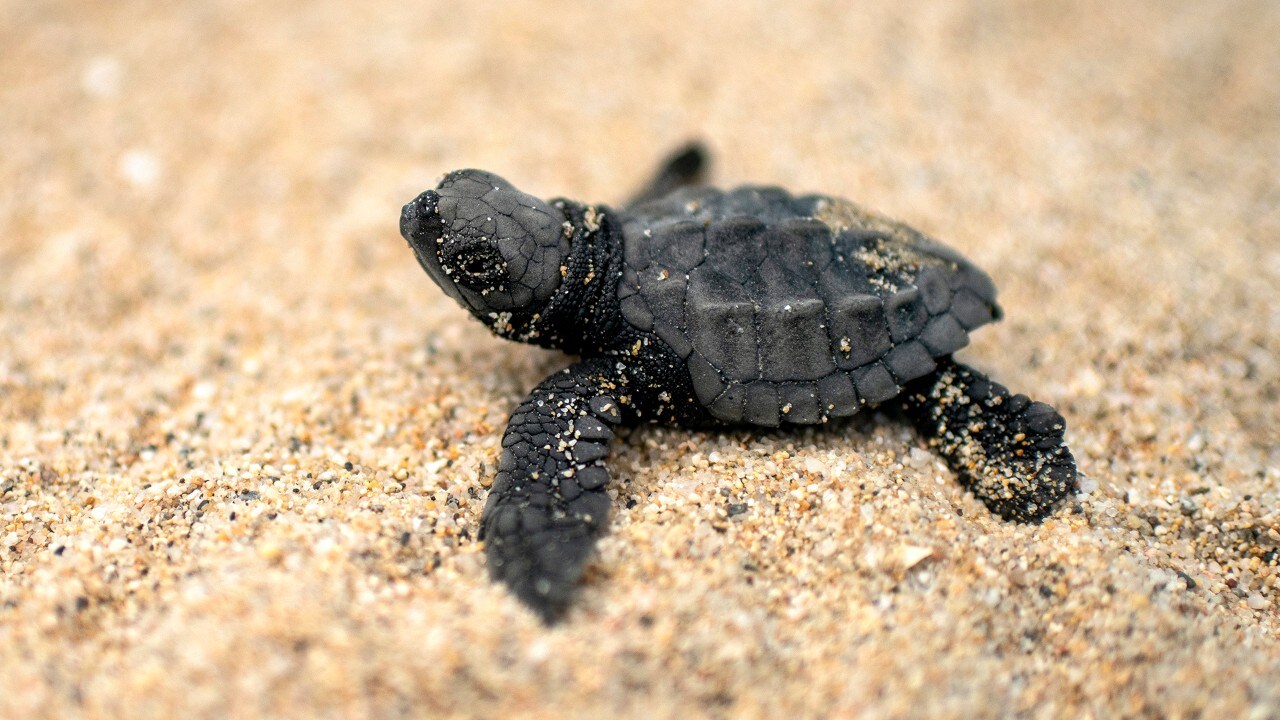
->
479, 359, 627, 621
625, 141, 709, 208
901, 357, 1078, 522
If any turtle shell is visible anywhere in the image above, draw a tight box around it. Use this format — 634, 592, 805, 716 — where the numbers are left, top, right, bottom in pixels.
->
617, 186, 1001, 426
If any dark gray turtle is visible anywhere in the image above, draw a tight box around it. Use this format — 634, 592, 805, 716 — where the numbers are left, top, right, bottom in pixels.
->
400, 145, 1077, 621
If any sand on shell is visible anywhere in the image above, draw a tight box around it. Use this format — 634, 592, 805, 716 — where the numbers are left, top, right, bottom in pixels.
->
2, 1, 1278, 717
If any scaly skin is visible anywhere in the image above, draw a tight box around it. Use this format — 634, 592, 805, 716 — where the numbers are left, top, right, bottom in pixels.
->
480, 359, 626, 622
901, 357, 1077, 522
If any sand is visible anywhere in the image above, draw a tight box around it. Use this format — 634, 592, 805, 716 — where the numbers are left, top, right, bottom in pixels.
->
2, 1, 1278, 717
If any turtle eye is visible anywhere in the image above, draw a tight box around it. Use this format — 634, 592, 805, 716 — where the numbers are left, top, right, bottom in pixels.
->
459, 255, 491, 277
443, 243, 507, 290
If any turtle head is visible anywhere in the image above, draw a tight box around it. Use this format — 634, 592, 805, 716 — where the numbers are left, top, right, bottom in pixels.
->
401, 170, 571, 332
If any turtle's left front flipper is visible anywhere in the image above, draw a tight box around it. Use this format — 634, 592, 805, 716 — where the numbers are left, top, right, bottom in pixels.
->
901, 357, 1077, 522
480, 359, 627, 622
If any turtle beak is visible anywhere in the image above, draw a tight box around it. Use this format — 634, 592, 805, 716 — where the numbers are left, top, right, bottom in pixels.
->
400, 191, 436, 245
401, 190, 467, 305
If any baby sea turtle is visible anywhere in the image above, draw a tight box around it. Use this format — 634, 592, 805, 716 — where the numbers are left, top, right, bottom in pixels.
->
400, 144, 1077, 621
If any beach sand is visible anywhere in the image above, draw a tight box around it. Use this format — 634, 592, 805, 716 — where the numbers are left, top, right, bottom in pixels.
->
2, 1, 1278, 717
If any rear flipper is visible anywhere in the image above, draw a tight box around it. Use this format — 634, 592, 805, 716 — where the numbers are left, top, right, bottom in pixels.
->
480, 359, 625, 622
625, 141, 709, 208
900, 357, 1077, 522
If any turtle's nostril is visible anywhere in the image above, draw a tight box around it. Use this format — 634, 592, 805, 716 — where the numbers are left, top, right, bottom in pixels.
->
400, 191, 441, 244
400, 200, 422, 239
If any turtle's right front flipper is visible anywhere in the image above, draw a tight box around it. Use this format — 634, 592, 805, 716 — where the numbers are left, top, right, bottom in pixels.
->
625, 141, 709, 208
480, 359, 626, 622
901, 357, 1077, 522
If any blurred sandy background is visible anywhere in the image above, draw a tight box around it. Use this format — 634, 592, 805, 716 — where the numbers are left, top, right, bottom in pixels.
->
2, 1, 1278, 717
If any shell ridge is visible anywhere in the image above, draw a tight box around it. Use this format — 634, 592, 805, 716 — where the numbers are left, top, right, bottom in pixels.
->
621, 184, 1000, 425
